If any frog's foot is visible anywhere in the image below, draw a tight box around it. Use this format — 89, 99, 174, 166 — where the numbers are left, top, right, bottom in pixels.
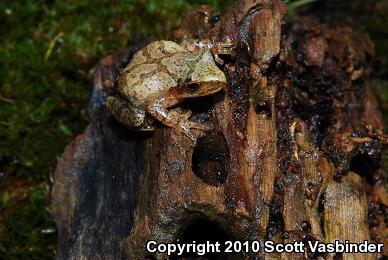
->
211, 42, 236, 65
177, 120, 211, 140
171, 110, 210, 131
216, 42, 235, 54
169, 110, 210, 139
170, 110, 192, 121
186, 121, 211, 131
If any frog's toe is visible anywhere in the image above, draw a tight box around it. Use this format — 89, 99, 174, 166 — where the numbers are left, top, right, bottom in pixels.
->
187, 122, 211, 131
181, 110, 192, 120
171, 110, 192, 120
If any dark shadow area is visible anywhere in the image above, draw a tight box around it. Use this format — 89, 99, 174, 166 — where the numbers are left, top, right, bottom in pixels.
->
349, 153, 381, 184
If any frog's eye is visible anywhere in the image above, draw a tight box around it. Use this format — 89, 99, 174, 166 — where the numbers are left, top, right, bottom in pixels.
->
184, 82, 200, 93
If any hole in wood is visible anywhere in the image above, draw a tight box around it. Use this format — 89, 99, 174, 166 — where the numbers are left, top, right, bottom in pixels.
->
349, 153, 379, 183
254, 100, 272, 119
170, 218, 235, 259
192, 131, 229, 186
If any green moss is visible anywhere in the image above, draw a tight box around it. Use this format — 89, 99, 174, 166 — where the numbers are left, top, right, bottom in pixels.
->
0, 185, 55, 259
0, 0, 233, 258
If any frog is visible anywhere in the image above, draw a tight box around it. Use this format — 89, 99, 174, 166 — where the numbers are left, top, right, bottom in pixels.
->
106, 40, 227, 140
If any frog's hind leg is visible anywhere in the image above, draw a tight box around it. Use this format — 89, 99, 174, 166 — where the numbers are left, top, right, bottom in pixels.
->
107, 96, 152, 131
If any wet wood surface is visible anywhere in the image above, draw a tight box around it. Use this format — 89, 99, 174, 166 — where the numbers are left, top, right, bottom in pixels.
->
52, 0, 387, 259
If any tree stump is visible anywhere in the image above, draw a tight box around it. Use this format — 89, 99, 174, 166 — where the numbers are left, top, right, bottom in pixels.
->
51, 0, 387, 259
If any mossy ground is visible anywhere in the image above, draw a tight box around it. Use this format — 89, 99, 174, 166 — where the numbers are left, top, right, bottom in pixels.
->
0, 0, 386, 259
0, 0, 233, 258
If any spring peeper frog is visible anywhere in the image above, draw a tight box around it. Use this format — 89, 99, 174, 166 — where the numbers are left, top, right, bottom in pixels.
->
107, 40, 227, 139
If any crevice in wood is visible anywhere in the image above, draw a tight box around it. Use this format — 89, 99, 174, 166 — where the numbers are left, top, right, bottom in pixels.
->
192, 131, 229, 186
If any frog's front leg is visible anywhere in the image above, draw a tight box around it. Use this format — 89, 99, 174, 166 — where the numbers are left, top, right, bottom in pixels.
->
147, 96, 209, 139
107, 96, 152, 130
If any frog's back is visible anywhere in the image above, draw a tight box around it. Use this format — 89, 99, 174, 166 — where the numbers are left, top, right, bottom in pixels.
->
124, 41, 185, 70
119, 40, 203, 106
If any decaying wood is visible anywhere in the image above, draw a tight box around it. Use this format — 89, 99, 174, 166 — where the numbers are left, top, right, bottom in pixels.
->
51, 0, 387, 259
324, 172, 372, 260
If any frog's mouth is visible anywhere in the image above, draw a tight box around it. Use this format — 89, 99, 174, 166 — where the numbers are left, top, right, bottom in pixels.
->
182, 81, 225, 97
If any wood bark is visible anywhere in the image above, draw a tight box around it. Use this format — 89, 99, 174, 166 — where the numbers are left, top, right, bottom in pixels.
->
51, 0, 387, 259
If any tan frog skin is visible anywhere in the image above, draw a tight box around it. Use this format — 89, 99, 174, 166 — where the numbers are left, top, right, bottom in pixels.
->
107, 40, 227, 139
